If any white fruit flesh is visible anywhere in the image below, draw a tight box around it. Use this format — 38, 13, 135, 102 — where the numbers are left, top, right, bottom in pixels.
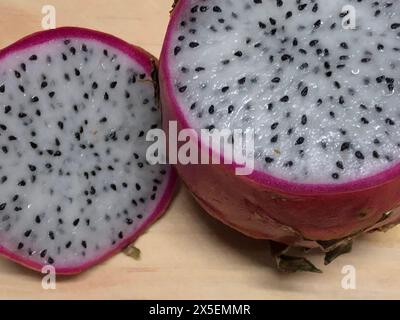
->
0, 38, 170, 268
168, 0, 400, 183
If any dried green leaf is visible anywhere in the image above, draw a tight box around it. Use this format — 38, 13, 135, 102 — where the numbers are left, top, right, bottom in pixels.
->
277, 255, 322, 274
270, 241, 322, 273
324, 241, 353, 265
124, 244, 141, 260
150, 60, 160, 109
170, 0, 180, 14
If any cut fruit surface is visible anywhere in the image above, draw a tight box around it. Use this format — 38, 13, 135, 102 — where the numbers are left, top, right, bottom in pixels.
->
0, 27, 177, 274
165, 0, 400, 185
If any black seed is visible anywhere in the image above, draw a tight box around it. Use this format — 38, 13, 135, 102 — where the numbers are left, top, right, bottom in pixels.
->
301, 87, 309, 97
332, 173, 340, 180
355, 151, 365, 160
373, 151, 380, 159
110, 81, 117, 89
385, 118, 395, 126
284, 161, 294, 168
81, 241, 87, 249
301, 114, 308, 126
341, 142, 350, 151
0, 203, 6, 210
295, 137, 305, 145
361, 117, 369, 125
221, 86, 229, 93
174, 46, 181, 56
73, 218, 80, 226
258, 22, 267, 29
265, 157, 274, 164
313, 19, 321, 29
49, 231, 55, 240
270, 134, 279, 143
336, 161, 344, 170
40, 249, 47, 258
280, 96, 289, 102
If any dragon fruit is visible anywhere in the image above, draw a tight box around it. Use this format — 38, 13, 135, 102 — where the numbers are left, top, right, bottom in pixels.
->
160, 0, 400, 270
0, 27, 177, 274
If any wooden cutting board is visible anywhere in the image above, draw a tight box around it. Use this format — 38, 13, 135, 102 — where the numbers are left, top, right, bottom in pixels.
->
0, 0, 399, 300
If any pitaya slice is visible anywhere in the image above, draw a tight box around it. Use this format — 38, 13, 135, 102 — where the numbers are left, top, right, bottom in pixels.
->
160, 0, 400, 269
0, 27, 177, 274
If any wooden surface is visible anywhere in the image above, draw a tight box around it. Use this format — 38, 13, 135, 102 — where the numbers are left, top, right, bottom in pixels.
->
0, 0, 399, 300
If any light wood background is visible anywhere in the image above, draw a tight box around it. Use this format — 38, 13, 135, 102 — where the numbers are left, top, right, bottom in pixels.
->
0, 0, 399, 300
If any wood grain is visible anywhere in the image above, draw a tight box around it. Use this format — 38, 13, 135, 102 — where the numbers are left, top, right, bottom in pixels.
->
0, 0, 399, 300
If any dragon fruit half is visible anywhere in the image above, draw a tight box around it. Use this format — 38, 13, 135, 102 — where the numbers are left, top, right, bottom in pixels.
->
160, 0, 400, 270
0, 27, 177, 274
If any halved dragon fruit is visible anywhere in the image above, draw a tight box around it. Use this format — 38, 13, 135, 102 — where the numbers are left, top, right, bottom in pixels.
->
0, 27, 177, 274
161, 0, 400, 270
